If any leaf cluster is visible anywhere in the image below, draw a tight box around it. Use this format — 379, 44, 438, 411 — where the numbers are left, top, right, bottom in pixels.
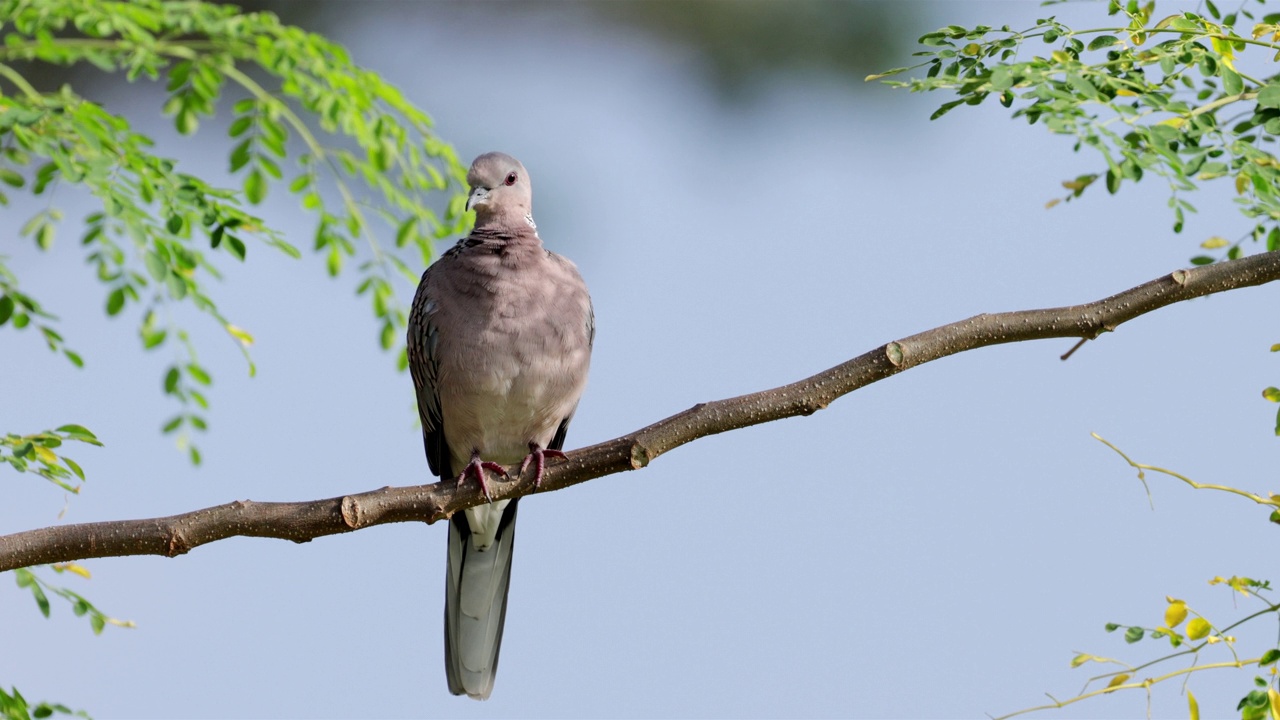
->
0, 0, 468, 463
875, 0, 1280, 261
0, 686, 86, 720
0, 424, 98, 492
1002, 576, 1280, 720
12, 564, 132, 635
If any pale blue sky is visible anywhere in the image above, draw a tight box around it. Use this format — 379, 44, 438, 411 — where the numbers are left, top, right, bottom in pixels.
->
4, 2, 1279, 718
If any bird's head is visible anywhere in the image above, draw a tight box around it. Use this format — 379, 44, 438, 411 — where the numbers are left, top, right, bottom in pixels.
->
466, 152, 534, 230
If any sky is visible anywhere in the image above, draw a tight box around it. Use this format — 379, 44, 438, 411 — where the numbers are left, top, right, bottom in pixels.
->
4, 2, 1280, 718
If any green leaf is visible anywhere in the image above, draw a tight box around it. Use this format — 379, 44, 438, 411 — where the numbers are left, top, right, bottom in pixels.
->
395, 216, 417, 247
244, 168, 265, 204
865, 67, 908, 82
1124, 626, 1144, 643
186, 363, 212, 386
163, 366, 181, 394
226, 235, 246, 261
62, 456, 84, 481
144, 252, 167, 281
56, 424, 98, 442
175, 108, 198, 135
1258, 83, 1280, 109
165, 271, 186, 300
161, 415, 184, 433
1260, 648, 1280, 666
0, 167, 25, 187
930, 99, 965, 121
31, 584, 50, 617
1087, 35, 1119, 50
228, 115, 253, 137
380, 319, 394, 350
0, 295, 13, 326
35, 223, 54, 250
106, 287, 125, 316
1264, 387, 1280, 402
1222, 67, 1243, 96
229, 139, 252, 172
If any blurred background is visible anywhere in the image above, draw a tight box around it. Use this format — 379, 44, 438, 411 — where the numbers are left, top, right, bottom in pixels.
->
4, 1, 1279, 718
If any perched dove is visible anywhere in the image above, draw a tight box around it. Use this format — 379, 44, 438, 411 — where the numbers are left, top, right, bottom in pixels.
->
407, 152, 594, 700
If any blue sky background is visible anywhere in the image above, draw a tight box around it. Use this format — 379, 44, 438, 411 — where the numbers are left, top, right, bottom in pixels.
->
4, 2, 1280, 718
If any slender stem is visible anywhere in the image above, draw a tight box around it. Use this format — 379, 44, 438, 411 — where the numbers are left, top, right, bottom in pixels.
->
0, 61, 43, 100
994, 658, 1262, 720
1093, 433, 1280, 508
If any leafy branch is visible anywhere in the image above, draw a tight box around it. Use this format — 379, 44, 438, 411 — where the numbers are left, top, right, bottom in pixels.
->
874, 0, 1280, 259
0, 687, 87, 720
991, 432, 1280, 719
997, 576, 1280, 720
0, 0, 468, 466
0, 424, 100, 493
12, 564, 133, 635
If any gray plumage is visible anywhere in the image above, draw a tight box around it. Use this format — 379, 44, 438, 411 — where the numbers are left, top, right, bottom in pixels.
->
407, 152, 593, 700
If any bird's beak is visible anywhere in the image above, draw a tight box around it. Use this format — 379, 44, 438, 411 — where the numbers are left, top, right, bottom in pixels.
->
466, 186, 490, 212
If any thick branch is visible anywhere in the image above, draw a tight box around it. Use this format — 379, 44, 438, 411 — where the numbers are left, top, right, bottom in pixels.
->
4, 253, 1279, 572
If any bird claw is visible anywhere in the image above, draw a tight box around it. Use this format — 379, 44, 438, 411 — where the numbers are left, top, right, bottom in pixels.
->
518, 443, 567, 489
457, 454, 510, 503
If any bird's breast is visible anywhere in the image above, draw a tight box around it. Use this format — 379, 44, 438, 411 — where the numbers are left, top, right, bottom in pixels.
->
435, 254, 591, 464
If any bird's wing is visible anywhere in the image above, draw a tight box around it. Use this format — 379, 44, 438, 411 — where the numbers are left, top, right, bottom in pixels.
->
407, 260, 450, 478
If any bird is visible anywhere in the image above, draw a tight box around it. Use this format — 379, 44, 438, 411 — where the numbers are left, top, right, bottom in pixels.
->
406, 152, 594, 700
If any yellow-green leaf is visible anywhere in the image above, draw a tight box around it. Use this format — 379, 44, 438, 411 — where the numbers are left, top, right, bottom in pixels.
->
1264, 387, 1280, 402
1186, 617, 1211, 640
1165, 601, 1188, 629
53, 562, 91, 579
1200, 236, 1229, 249
1071, 653, 1092, 668
1268, 687, 1279, 720
226, 324, 255, 347
1105, 673, 1130, 692
1188, 688, 1199, 720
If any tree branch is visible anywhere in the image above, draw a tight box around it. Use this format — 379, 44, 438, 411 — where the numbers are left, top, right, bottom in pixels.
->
4, 252, 1280, 573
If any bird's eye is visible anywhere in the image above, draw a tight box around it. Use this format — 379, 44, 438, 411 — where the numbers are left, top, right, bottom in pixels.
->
504, 172, 518, 186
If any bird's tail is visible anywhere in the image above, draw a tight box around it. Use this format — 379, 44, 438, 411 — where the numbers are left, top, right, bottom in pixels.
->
444, 499, 519, 700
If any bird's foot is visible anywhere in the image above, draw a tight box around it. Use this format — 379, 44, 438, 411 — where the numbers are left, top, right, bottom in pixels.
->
457, 453, 509, 503
518, 443, 567, 489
